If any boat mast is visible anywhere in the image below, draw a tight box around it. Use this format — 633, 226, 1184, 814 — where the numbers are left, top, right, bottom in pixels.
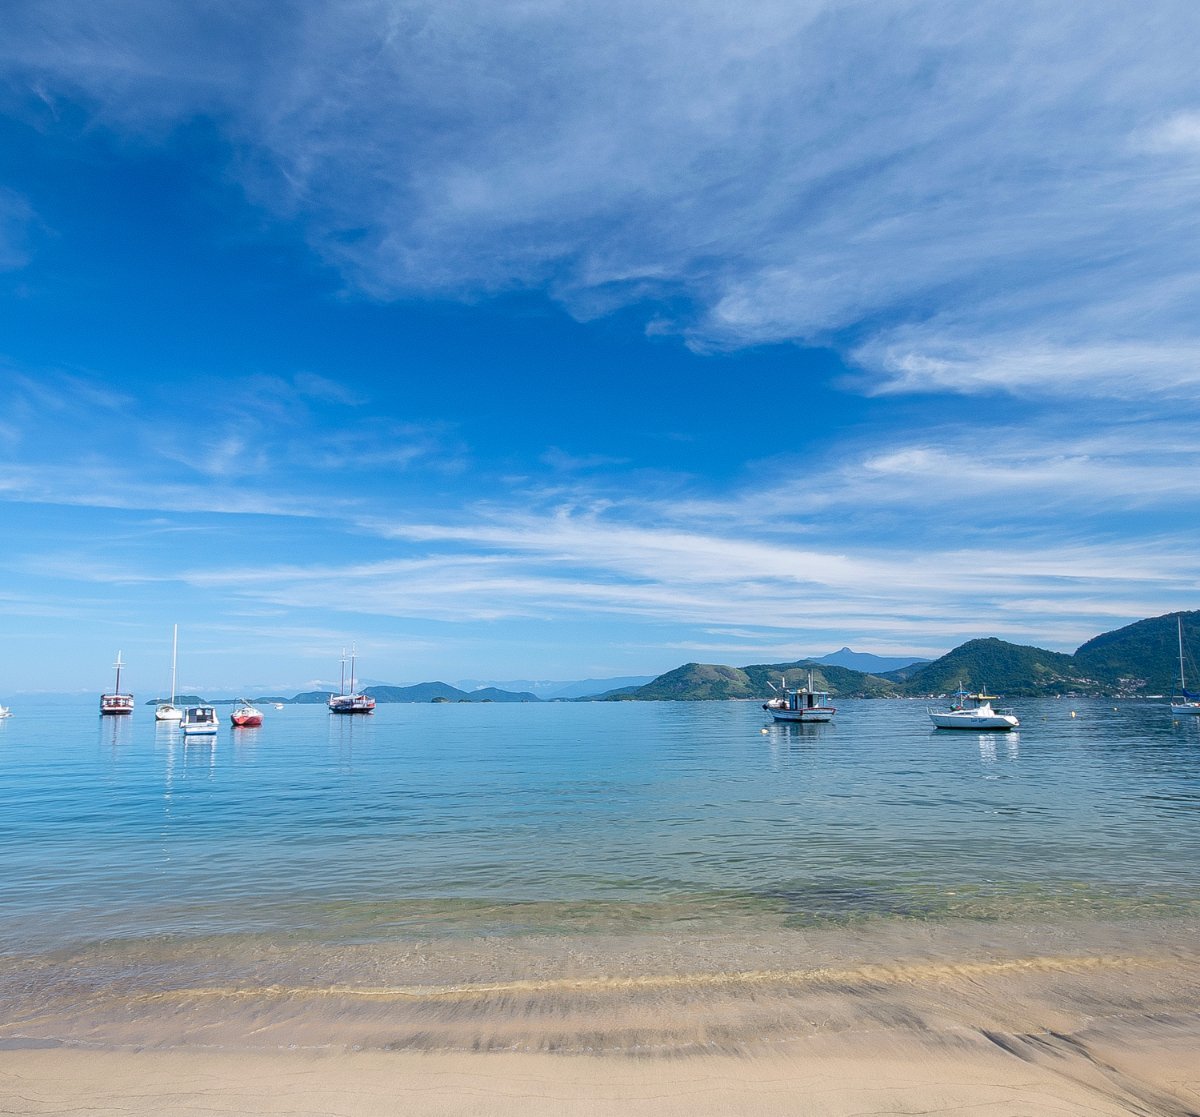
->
113, 652, 124, 694
349, 645, 357, 695
169, 625, 178, 704
339, 649, 347, 697
1179, 616, 1188, 692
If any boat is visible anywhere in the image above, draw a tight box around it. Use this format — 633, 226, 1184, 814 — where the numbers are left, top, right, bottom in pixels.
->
0, 704, 11, 719
181, 705, 219, 736
230, 700, 263, 727
928, 685, 1019, 730
762, 671, 836, 723
1170, 615, 1200, 716
155, 624, 183, 722
328, 647, 376, 714
100, 652, 135, 716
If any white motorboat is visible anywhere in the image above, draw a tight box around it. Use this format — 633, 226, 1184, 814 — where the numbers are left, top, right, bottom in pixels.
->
181, 705, 219, 736
0, 704, 11, 719
328, 647, 376, 714
1170, 615, 1200, 716
929, 686, 1018, 730
762, 671, 836, 723
155, 624, 183, 722
100, 652, 135, 716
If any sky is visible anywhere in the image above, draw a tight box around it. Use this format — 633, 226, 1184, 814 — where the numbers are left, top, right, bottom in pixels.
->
2, 0, 1199, 695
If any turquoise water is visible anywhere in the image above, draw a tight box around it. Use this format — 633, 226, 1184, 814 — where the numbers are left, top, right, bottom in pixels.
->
2, 698, 1199, 951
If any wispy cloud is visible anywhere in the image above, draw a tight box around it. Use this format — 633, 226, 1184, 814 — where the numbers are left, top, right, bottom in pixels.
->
0, 189, 33, 271
8, 2, 1200, 400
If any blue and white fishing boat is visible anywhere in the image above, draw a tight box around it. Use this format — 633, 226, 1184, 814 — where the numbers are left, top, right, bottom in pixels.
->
763, 670, 836, 723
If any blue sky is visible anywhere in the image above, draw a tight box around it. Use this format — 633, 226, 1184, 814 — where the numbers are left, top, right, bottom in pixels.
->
2, 1, 1199, 695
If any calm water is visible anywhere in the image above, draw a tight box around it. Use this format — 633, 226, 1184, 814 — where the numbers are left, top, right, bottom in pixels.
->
2, 698, 1199, 952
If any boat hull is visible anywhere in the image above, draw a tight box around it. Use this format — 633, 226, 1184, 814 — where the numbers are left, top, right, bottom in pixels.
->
328, 696, 375, 714
769, 708, 835, 723
155, 705, 183, 722
231, 714, 262, 727
1171, 701, 1200, 716
100, 695, 135, 716
929, 712, 1018, 730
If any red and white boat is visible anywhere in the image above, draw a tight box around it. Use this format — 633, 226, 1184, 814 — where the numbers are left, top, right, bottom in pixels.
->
230, 700, 263, 727
100, 652, 135, 716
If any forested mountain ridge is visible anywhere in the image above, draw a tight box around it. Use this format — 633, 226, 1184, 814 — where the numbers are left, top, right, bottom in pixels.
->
604, 611, 1200, 700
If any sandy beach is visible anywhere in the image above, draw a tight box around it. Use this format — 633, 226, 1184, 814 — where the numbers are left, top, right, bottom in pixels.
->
3, 917, 1199, 1115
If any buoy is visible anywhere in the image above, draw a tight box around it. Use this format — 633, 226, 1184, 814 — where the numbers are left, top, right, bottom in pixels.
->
760, 727, 769, 734
1071, 711, 1077, 717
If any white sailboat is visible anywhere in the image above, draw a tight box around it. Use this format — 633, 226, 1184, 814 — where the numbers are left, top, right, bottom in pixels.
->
1170, 615, 1200, 717
155, 625, 183, 722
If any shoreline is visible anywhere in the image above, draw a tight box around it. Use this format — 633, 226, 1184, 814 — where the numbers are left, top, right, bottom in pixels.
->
2, 917, 1199, 1113
3, 1019, 1198, 1116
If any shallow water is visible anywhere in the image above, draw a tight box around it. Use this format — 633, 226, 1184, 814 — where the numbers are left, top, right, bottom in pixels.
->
2, 697, 1199, 952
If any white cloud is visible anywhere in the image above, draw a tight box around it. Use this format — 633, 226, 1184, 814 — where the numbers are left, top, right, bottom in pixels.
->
8, 1, 1200, 399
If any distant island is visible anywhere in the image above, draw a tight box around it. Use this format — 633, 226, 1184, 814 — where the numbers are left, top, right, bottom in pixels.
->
146, 610, 1197, 706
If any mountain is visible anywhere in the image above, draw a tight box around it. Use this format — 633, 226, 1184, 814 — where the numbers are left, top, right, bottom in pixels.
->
604, 615, 1200, 701
897, 638, 1092, 697
608, 660, 897, 701
815, 647, 929, 673
544, 676, 657, 699
290, 682, 540, 703
453, 676, 657, 699
367, 683, 539, 703
1073, 610, 1200, 693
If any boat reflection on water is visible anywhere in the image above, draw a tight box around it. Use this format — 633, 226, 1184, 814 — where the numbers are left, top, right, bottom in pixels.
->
978, 732, 1020, 773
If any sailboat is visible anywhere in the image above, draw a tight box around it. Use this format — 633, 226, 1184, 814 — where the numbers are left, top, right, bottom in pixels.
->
328, 647, 376, 714
1170, 615, 1200, 716
155, 625, 183, 722
100, 652, 134, 716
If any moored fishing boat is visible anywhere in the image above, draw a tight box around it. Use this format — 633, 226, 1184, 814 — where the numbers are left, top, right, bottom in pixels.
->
181, 705, 219, 736
762, 670, 836, 723
328, 647, 375, 714
1170, 615, 1200, 716
928, 685, 1019, 730
230, 700, 263, 727
100, 652, 134, 716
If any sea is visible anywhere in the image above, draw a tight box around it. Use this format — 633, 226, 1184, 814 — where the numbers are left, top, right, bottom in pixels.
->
3, 696, 1199, 953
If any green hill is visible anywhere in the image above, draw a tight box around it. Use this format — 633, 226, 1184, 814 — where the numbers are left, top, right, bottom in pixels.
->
291, 682, 539, 703
896, 637, 1092, 697
609, 659, 896, 701
1073, 610, 1200, 693
622, 662, 756, 700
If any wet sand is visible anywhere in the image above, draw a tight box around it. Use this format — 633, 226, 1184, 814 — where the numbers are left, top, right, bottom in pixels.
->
2, 917, 1199, 1115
